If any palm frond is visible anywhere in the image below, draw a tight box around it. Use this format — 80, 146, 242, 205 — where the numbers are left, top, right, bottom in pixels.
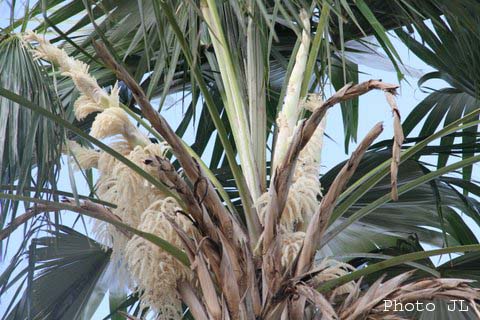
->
0, 35, 63, 226
2, 225, 111, 320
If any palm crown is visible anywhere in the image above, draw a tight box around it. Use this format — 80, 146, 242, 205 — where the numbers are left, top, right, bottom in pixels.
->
1, 0, 480, 319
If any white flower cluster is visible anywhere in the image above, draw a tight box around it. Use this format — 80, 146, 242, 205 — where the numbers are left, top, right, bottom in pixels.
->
23, 31, 117, 120
94, 142, 191, 319
24, 32, 192, 319
125, 198, 195, 318
65, 140, 100, 170
23, 31, 148, 147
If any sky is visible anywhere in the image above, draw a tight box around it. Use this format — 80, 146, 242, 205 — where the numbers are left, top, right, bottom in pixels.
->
0, 2, 477, 319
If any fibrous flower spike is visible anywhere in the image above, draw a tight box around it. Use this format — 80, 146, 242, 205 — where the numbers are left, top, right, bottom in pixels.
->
24, 33, 186, 312
64, 140, 100, 170
257, 10, 322, 235
24, 31, 149, 146
257, 10, 314, 229
258, 98, 325, 233
90, 107, 139, 143
125, 197, 195, 319
281, 231, 306, 268
272, 9, 311, 171
23, 31, 112, 119
92, 142, 175, 299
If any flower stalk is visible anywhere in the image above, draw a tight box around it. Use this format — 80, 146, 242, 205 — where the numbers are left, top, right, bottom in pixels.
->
272, 9, 311, 172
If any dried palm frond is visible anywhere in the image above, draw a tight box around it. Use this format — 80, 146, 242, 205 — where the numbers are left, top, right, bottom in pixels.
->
296, 284, 339, 320
314, 259, 356, 296
337, 271, 480, 320
384, 91, 404, 201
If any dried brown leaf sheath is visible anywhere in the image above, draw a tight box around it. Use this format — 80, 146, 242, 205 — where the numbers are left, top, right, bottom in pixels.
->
385, 91, 405, 201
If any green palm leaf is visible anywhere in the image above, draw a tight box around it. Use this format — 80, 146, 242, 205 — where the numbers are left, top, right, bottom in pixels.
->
2, 225, 111, 320
0, 35, 63, 225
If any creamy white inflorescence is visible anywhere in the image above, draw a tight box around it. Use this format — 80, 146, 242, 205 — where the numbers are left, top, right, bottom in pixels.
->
24, 32, 193, 319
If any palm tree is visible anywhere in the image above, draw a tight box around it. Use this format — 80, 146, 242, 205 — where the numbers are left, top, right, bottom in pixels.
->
1, 0, 480, 319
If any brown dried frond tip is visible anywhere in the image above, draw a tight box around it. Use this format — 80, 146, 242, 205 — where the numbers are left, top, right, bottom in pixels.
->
384, 90, 404, 201
337, 271, 480, 320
